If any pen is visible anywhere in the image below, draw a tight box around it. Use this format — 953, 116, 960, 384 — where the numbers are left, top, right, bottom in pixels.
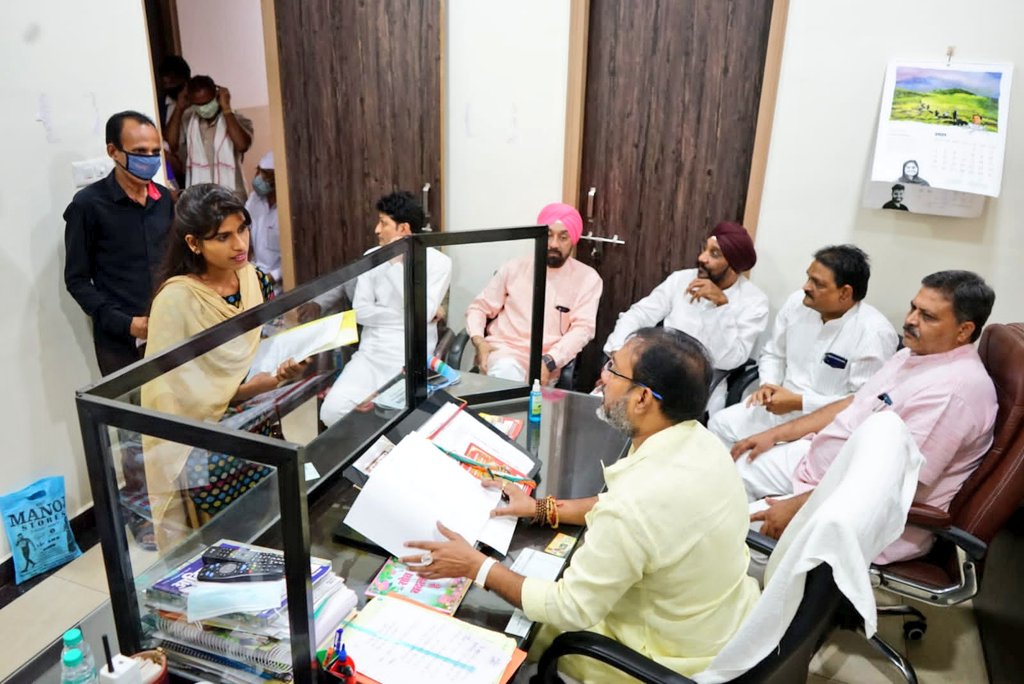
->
425, 400, 469, 440
431, 443, 537, 487
873, 393, 893, 412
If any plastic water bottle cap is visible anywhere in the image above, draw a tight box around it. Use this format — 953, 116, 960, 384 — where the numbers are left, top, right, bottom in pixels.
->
63, 628, 83, 647
532, 379, 541, 391
62, 648, 83, 668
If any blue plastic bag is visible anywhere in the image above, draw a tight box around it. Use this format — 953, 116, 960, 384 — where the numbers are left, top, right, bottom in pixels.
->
0, 476, 81, 584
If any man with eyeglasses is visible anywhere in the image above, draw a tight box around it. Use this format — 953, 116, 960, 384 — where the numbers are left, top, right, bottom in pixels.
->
601, 221, 769, 412
401, 328, 759, 682
466, 203, 602, 385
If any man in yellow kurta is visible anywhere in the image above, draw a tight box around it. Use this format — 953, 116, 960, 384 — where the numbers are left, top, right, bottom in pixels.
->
404, 327, 759, 682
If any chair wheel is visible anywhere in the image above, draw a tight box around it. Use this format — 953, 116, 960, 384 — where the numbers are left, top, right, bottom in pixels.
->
904, 619, 927, 641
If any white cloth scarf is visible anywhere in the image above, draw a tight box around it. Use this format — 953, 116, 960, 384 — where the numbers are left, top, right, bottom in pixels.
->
694, 412, 924, 683
185, 112, 236, 187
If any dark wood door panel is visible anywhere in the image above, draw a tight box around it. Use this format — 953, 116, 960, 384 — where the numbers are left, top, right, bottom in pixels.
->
273, 0, 441, 283
577, 0, 773, 388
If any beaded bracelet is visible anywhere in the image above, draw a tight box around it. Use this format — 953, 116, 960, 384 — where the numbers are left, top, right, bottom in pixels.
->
532, 496, 559, 528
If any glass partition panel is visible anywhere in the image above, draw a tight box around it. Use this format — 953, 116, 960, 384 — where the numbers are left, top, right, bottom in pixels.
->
78, 226, 548, 683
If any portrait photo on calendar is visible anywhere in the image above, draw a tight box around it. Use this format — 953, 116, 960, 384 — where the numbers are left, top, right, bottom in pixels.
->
870, 60, 1013, 197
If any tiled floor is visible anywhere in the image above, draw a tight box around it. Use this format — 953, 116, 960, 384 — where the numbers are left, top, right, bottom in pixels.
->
1, 545, 989, 684
0, 539, 159, 682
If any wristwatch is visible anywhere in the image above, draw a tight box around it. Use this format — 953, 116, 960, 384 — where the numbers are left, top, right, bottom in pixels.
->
542, 354, 557, 372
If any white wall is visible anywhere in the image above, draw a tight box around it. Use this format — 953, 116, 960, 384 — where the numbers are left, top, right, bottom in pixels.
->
753, 0, 1024, 328
444, 0, 571, 334
176, 0, 268, 110
0, 1, 158, 562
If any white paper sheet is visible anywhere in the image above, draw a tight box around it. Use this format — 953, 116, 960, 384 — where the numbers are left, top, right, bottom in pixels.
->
430, 408, 535, 476
247, 310, 358, 380
343, 432, 501, 558
345, 596, 515, 684
477, 515, 516, 556
503, 548, 566, 637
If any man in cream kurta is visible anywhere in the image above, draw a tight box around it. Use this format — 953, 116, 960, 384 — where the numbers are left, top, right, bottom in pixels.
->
710, 245, 899, 460
402, 328, 759, 682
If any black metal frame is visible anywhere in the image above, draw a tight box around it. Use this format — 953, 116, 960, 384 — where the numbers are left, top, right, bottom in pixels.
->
75, 225, 547, 683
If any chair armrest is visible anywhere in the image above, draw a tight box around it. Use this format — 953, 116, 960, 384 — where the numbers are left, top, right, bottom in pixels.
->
905, 504, 987, 562
906, 503, 951, 528
725, 361, 759, 407
746, 528, 778, 556
446, 329, 470, 369
535, 631, 696, 684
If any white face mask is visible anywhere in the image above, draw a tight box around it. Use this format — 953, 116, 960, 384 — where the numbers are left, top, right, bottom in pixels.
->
195, 100, 220, 120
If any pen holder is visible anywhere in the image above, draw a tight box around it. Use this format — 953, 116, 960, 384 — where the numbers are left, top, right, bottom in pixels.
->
131, 649, 168, 684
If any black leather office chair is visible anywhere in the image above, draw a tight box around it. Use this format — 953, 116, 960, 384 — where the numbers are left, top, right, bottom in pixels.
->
531, 559, 842, 684
447, 328, 580, 391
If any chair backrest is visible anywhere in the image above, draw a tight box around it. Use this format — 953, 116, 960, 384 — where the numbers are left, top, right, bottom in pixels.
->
950, 323, 1024, 543
732, 564, 842, 683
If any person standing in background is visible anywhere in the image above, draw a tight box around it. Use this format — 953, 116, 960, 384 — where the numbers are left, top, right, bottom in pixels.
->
64, 111, 172, 375
155, 55, 191, 186
245, 152, 281, 289
64, 110, 173, 549
166, 75, 253, 198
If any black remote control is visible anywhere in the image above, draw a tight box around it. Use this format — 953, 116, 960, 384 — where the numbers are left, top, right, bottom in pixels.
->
198, 546, 286, 582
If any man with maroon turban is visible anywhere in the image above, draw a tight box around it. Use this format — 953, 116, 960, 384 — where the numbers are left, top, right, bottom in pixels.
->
603, 222, 769, 411
466, 203, 603, 385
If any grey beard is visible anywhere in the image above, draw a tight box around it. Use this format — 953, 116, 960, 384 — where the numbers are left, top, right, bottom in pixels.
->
595, 397, 635, 437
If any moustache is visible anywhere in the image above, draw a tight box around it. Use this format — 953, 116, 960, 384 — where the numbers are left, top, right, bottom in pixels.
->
803, 290, 814, 300
903, 324, 920, 339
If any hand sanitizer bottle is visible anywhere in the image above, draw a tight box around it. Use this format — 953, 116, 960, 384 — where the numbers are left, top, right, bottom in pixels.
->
529, 379, 542, 423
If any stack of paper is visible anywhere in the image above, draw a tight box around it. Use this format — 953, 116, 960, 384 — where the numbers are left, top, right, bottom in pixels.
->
343, 431, 501, 558
344, 595, 523, 684
421, 403, 536, 553
144, 540, 357, 681
247, 310, 358, 380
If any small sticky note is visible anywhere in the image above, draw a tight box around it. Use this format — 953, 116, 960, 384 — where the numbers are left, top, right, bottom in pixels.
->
544, 532, 575, 558
304, 462, 321, 481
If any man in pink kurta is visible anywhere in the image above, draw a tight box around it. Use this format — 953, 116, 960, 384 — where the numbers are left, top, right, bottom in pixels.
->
736, 270, 997, 564
467, 203, 603, 385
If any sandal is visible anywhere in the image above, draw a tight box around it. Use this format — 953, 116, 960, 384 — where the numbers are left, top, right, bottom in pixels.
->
126, 512, 157, 551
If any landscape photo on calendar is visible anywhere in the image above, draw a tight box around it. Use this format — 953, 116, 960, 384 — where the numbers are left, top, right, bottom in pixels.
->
889, 67, 1001, 132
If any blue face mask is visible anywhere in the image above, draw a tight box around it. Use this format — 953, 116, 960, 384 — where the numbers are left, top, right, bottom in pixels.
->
252, 175, 274, 197
120, 151, 162, 181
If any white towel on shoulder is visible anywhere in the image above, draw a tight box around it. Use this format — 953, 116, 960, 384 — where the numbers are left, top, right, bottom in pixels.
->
694, 412, 924, 683
185, 112, 236, 187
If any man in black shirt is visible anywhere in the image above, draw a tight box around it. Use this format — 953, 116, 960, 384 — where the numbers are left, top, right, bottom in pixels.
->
64, 111, 173, 549
64, 111, 173, 375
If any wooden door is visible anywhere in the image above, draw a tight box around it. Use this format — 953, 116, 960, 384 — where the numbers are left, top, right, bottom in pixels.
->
272, 0, 442, 283
575, 0, 774, 388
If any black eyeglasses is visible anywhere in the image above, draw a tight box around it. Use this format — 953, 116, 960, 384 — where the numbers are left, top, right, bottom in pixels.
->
601, 359, 664, 400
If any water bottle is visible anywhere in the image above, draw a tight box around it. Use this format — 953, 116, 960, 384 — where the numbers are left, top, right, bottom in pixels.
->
529, 379, 542, 423
61, 648, 98, 684
62, 628, 96, 676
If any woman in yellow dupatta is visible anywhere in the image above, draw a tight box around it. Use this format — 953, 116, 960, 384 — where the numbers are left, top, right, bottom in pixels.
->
142, 184, 302, 549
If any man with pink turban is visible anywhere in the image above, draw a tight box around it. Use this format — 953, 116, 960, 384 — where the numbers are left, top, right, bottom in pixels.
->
603, 221, 769, 412
466, 203, 603, 384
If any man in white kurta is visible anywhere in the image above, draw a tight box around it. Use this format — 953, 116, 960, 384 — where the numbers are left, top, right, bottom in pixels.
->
603, 221, 768, 411
320, 192, 451, 426
710, 245, 899, 458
